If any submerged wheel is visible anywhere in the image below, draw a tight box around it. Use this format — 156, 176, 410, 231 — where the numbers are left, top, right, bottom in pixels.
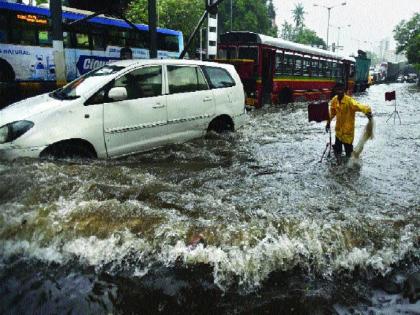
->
278, 88, 293, 104
207, 116, 234, 133
40, 140, 97, 160
0, 59, 15, 82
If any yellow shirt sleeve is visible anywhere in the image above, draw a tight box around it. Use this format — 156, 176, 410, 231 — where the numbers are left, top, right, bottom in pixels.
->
329, 98, 337, 121
350, 98, 371, 114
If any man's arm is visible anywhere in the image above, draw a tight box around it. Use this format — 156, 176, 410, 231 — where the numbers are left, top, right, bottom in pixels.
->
351, 98, 372, 119
326, 99, 337, 132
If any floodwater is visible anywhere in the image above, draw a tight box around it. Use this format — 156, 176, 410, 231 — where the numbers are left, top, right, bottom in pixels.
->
0, 83, 419, 314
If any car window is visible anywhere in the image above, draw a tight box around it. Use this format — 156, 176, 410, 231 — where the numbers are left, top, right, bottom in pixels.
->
113, 66, 162, 100
201, 66, 236, 89
167, 66, 209, 94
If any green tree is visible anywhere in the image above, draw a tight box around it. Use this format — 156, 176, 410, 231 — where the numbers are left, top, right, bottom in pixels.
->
280, 21, 294, 41
280, 3, 325, 48
394, 13, 420, 72
292, 3, 305, 29
295, 27, 326, 49
127, 0, 204, 57
217, 0, 277, 37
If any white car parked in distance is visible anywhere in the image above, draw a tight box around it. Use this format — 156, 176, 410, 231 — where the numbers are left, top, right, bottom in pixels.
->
0, 59, 247, 159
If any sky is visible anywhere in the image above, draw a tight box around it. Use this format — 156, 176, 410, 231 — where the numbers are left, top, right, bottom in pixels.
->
273, 0, 420, 56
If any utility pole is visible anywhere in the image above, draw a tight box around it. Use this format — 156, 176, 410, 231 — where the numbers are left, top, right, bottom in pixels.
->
50, 0, 66, 85
148, 0, 158, 59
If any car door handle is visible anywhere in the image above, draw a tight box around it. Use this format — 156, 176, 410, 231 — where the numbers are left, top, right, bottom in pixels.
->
152, 103, 165, 109
203, 97, 213, 102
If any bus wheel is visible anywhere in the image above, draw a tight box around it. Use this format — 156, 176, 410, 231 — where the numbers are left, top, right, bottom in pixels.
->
0, 59, 15, 82
40, 139, 97, 160
278, 88, 293, 104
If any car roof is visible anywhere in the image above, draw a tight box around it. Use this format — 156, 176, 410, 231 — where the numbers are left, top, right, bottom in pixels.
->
110, 59, 234, 70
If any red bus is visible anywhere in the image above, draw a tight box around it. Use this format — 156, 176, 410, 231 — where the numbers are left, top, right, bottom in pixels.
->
217, 31, 355, 108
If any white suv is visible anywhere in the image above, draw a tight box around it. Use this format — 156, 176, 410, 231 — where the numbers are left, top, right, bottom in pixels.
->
0, 59, 246, 159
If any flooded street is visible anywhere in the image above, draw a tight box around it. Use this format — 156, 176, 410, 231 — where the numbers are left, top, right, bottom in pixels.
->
1, 83, 419, 314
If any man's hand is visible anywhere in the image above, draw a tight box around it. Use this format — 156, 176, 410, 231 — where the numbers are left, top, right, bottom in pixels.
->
366, 112, 373, 120
325, 122, 330, 133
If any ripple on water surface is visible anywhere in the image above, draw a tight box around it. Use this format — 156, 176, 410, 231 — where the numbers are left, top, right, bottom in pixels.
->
0, 84, 419, 313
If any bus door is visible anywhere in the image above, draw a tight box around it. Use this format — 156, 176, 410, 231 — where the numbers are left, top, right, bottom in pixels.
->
261, 48, 276, 103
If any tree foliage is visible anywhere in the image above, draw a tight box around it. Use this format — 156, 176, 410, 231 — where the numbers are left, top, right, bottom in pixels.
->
394, 13, 420, 69
292, 3, 305, 29
127, 0, 277, 56
216, 0, 278, 37
127, 0, 204, 39
280, 3, 325, 49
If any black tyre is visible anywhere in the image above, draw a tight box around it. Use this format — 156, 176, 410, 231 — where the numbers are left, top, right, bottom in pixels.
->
0, 59, 15, 82
40, 140, 97, 160
278, 88, 293, 104
207, 116, 234, 133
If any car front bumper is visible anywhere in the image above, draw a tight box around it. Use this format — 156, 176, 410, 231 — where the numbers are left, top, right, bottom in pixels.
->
0, 144, 47, 160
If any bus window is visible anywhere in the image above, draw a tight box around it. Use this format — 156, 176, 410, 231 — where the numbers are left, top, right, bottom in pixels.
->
75, 33, 89, 49
331, 62, 338, 78
275, 52, 283, 74
294, 55, 302, 76
218, 47, 237, 59
284, 54, 294, 76
91, 28, 106, 50
0, 11, 8, 43
158, 33, 179, 52
312, 59, 319, 76
63, 31, 71, 48
238, 47, 258, 63
38, 30, 52, 47
326, 61, 332, 78
303, 57, 311, 76
10, 15, 37, 45
129, 29, 148, 49
108, 28, 125, 47
338, 62, 344, 78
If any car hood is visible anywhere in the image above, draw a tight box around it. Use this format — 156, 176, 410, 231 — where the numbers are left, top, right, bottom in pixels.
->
0, 93, 69, 126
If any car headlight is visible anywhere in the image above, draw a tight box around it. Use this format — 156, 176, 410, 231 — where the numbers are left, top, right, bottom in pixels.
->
0, 120, 34, 144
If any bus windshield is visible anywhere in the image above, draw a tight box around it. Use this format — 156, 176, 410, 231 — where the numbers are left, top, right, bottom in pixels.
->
218, 47, 237, 59
50, 65, 124, 100
238, 47, 258, 62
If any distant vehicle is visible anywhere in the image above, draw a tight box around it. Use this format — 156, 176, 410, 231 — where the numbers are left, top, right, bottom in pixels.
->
378, 62, 400, 83
396, 74, 405, 83
406, 73, 418, 83
353, 50, 371, 92
217, 31, 356, 107
0, 60, 247, 160
0, 1, 183, 84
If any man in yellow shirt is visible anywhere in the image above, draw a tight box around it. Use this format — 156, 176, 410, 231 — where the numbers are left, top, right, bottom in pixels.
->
326, 83, 372, 157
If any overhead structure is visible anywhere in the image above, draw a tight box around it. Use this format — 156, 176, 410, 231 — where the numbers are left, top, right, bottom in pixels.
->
179, 0, 225, 59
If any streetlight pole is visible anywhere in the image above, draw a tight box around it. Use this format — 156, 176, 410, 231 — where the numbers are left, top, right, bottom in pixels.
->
313, 2, 346, 50
230, 0, 233, 31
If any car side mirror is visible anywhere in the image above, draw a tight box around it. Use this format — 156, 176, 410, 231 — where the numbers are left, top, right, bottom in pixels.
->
108, 87, 127, 101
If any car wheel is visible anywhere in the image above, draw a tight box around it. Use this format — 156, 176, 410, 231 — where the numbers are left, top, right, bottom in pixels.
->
40, 140, 97, 160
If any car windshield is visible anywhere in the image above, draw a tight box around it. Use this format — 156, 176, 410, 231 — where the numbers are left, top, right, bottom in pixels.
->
50, 65, 125, 100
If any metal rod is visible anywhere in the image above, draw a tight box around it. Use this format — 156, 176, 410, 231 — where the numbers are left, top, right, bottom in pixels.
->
67, 9, 107, 27
179, 0, 225, 59
179, 11, 208, 59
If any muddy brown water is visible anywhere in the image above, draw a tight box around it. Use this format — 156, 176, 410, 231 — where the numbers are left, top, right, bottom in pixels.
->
0, 83, 419, 314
